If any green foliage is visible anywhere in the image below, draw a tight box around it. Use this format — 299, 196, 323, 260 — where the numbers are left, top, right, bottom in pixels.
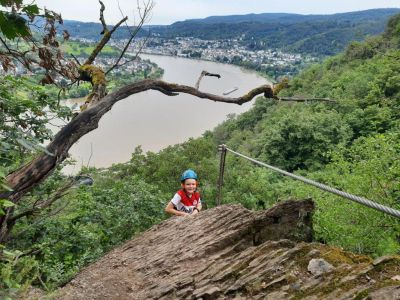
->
384, 13, 400, 47
0, 0, 38, 40
255, 104, 352, 171
0, 244, 40, 299
0, 76, 72, 168
344, 41, 378, 60
281, 134, 400, 256
10, 173, 165, 288
0, 10, 29, 39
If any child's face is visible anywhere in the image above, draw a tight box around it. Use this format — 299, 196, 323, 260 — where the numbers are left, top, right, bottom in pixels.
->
182, 179, 197, 195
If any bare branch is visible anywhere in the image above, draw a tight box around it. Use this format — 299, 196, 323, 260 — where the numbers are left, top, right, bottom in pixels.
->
99, 0, 108, 34
70, 54, 81, 66
106, 36, 147, 73
195, 70, 221, 90
105, 0, 154, 75
84, 14, 127, 65
87, 143, 93, 168
8, 179, 74, 223
0, 36, 32, 69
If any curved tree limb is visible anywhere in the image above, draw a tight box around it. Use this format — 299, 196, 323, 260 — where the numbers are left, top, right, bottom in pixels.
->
0, 80, 274, 205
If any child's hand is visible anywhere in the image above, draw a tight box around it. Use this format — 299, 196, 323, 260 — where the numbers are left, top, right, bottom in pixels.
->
191, 209, 199, 215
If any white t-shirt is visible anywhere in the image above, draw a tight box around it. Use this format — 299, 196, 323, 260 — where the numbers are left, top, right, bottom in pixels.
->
171, 193, 201, 213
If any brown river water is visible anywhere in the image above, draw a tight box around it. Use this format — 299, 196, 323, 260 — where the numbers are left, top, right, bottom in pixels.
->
63, 54, 270, 174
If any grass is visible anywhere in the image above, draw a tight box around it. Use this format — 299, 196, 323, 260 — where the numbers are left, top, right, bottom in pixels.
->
61, 41, 120, 57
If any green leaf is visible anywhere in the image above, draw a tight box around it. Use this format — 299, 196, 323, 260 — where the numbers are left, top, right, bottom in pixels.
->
2, 249, 15, 258
0, 11, 30, 39
16, 137, 54, 156
33, 143, 55, 157
16, 138, 36, 152
0, 1, 16, 6
1, 183, 13, 191
22, 4, 40, 16
0, 199, 15, 208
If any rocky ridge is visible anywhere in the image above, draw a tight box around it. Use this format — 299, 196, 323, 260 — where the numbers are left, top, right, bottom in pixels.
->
53, 199, 400, 299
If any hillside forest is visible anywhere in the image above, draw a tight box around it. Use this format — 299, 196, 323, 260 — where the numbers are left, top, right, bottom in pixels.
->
64, 8, 400, 57
0, 1, 400, 298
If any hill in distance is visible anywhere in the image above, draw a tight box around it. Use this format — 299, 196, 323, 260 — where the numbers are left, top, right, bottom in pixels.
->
184, 8, 400, 24
63, 8, 400, 57
156, 8, 400, 56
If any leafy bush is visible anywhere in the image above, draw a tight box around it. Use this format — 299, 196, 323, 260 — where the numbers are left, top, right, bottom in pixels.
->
10, 174, 166, 288
255, 104, 352, 171
282, 133, 400, 256
0, 246, 40, 299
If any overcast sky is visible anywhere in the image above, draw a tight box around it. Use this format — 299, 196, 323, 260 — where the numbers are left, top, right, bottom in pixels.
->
34, 0, 400, 25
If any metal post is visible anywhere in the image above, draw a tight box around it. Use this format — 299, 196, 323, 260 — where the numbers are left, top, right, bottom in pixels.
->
217, 144, 227, 206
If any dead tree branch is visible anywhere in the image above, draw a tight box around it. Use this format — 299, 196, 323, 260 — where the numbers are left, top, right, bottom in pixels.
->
99, 0, 108, 33
108, 37, 147, 72
7, 179, 74, 224
105, 0, 154, 75
195, 70, 221, 90
84, 15, 127, 66
70, 54, 81, 66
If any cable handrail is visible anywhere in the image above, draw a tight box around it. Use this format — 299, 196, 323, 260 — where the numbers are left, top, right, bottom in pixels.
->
217, 144, 400, 219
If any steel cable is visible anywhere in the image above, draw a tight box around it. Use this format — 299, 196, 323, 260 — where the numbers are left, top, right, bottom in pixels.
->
222, 145, 400, 219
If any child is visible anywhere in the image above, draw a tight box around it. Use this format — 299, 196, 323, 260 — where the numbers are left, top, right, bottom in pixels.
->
165, 169, 202, 216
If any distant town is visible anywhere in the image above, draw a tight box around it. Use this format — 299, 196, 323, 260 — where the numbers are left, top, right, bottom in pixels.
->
77, 36, 317, 79
143, 37, 309, 65
1, 36, 316, 80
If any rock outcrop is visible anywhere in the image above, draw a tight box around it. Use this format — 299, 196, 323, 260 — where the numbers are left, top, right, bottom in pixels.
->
54, 199, 400, 299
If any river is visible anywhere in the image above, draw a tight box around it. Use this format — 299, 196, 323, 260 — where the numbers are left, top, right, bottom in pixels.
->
64, 55, 269, 173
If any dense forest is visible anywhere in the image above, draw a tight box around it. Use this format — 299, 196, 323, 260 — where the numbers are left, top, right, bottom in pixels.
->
158, 8, 399, 56
1, 5, 400, 300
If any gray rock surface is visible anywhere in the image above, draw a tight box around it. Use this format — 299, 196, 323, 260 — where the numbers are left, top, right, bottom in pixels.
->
307, 258, 334, 276
51, 199, 399, 300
